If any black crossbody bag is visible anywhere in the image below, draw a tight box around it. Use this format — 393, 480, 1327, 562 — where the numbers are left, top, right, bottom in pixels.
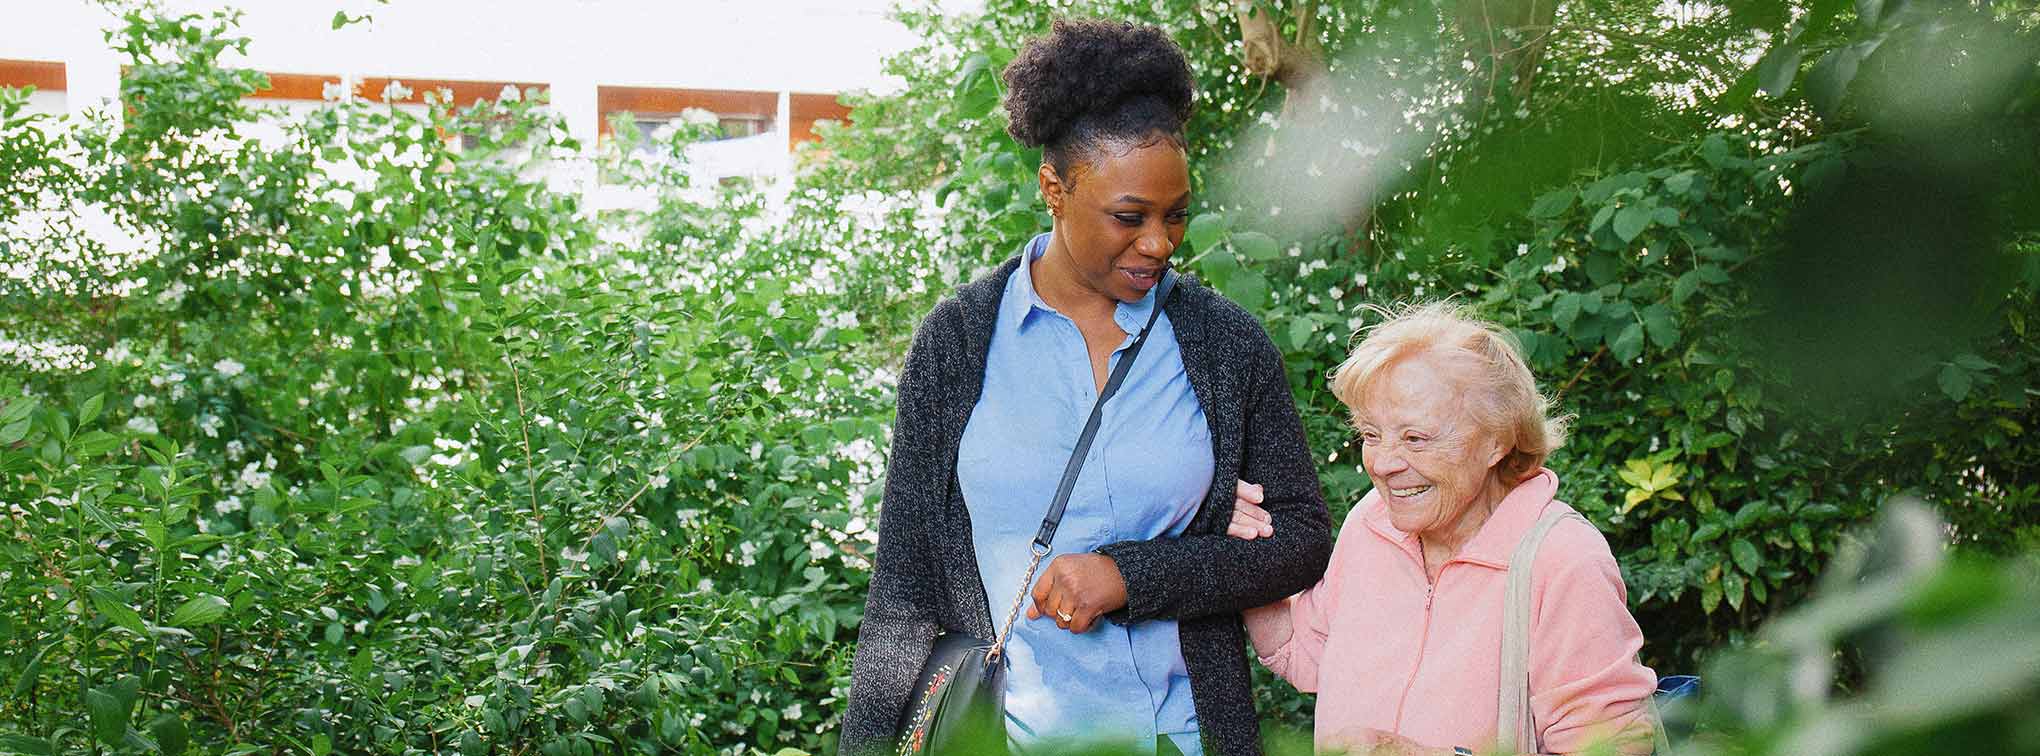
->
892, 268, 1179, 756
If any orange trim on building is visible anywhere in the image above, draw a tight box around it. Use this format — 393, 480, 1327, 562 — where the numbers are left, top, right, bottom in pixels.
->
596, 86, 778, 136
248, 72, 344, 101
356, 76, 546, 107
0, 59, 65, 91
789, 91, 851, 145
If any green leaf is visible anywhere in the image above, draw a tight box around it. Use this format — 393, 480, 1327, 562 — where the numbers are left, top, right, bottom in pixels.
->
89, 589, 149, 637
1731, 538, 1763, 575
1552, 293, 1583, 332
86, 687, 129, 744
0, 397, 36, 424
1755, 42, 1803, 97
0, 734, 54, 755
1223, 270, 1269, 309
148, 712, 188, 756
953, 53, 990, 102
1612, 204, 1652, 243
0, 418, 29, 445
70, 430, 122, 459
12, 640, 50, 697
1673, 271, 1701, 307
1287, 316, 1318, 351
1528, 188, 1575, 219
1696, 263, 1732, 284
1231, 231, 1279, 262
1938, 365, 1971, 402
1589, 204, 1616, 235
1185, 212, 1227, 252
80, 393, 104, 425
1953, 353, 1998, 372
1663, 171, 1696, 196
169, 594, 229, 628
1610, 322, 1646, 362
1652, 206, 1681, 228
1641, 303, 1679, 349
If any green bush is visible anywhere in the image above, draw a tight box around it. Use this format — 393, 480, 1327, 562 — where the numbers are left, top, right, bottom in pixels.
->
2, 1, 2034, 754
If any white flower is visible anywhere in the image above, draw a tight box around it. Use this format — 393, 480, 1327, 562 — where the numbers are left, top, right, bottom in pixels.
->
781, 703, 803, 721
737, 540, 757, 567
213, 358, 245, 378
498, 84, 522, 103
237, 462, 271, 491
214, 496, 243, 515
125, 417, 158, 435
380, 80, 413, 102
196, 414, 224, 438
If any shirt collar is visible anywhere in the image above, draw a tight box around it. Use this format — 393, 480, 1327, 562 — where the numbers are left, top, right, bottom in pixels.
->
1005, 231, 1160, 335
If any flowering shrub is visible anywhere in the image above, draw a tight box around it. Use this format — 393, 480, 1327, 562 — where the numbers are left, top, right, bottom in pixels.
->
3, 2, 2035, 755
0, 8, 903, 755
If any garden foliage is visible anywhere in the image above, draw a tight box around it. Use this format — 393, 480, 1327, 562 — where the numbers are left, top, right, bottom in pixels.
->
1, 1, 2036, 754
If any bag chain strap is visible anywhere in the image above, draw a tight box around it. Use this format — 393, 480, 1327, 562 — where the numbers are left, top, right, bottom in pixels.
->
986, 543, 1050, 664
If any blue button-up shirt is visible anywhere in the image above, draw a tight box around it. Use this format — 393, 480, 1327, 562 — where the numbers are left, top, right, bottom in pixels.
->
957, 233, 1215, 755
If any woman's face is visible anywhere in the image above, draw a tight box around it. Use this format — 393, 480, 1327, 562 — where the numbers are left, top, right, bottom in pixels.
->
1039, 138, 1191, 303
1356, 350, 1511, 541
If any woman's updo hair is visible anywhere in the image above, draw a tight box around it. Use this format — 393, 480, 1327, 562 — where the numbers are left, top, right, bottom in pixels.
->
1001, 18, 1195, 181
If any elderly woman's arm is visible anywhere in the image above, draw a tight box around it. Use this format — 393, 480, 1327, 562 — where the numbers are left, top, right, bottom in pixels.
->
1528, 523, 1659, 756
837, 311, 957, 756
1094, 334, 1334, 622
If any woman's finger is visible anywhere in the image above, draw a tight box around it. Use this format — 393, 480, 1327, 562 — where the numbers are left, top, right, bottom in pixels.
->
1235, 500, 1271, 523
1226, 518, 1262, 540
1234, 479, 1264, 504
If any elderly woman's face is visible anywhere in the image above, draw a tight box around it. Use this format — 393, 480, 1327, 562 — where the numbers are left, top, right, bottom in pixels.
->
1356, 351, 1510, 539
1040, 139, 1191, 303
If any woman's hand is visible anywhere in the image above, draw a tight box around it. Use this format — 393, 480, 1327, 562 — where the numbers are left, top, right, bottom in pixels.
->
1026, 553, 1127, 633
1227, 479, 1274, 540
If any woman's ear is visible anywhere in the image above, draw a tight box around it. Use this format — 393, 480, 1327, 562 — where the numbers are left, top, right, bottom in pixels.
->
1038, 163, 1065, 218
1483, 437, 1511, 470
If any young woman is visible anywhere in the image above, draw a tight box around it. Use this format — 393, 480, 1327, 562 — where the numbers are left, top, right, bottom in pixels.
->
839, 19, 1332, 756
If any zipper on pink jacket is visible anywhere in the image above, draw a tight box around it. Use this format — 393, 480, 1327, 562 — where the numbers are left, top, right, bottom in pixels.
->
1390, 576, 1438, 730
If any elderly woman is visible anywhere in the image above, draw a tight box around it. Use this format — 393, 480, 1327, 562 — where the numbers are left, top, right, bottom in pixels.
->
839, 19, 1332, 756
1228, 303, 1657, 755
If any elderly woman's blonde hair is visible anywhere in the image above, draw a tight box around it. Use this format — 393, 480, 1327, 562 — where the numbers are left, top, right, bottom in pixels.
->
1328, 301, 1568, 483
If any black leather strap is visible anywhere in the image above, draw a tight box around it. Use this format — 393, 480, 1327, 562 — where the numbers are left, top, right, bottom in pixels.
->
1031, 266, 1178, 551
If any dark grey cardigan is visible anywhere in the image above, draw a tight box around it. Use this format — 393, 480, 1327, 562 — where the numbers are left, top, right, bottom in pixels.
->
839, 255, 1333, 756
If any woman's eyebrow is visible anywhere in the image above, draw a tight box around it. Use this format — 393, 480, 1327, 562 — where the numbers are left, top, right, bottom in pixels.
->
1113, 191, 1193, 207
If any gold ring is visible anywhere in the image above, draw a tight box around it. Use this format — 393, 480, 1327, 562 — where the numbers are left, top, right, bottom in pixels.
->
1057, 611, 1073, 623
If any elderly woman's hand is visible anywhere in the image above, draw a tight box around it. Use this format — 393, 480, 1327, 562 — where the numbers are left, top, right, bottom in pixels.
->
1227, 479, 1274, 540
1326, 727, 1454, 756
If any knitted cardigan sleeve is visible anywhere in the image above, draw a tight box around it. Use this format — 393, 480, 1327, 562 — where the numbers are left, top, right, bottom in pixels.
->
1097, 297, 1333, 622
838, 303, 961, 756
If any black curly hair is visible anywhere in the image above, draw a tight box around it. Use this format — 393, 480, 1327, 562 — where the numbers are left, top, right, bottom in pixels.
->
1001, 18, 1195, 183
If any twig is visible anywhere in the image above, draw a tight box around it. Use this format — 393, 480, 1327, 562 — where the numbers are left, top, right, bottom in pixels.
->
1557, 345, 1606, 400
506, 355, 546, 585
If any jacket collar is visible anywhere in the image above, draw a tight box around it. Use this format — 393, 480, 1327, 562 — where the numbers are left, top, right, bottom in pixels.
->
957, 246, 1206, 358
1363, 468, 1561, 570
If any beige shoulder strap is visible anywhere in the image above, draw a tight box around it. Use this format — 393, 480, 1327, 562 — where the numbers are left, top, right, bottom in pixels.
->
1497, 507, 1586, 755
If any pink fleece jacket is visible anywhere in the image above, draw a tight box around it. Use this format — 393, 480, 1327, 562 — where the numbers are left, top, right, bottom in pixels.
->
1257, 470, 1657, 755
